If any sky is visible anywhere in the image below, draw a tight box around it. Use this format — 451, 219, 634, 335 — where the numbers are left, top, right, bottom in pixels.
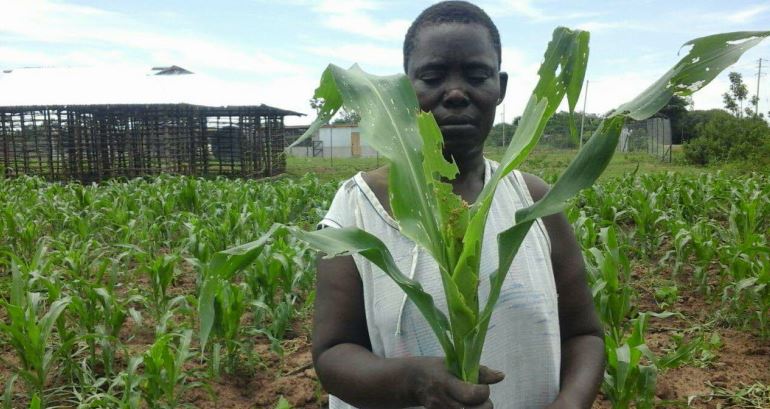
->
1, 0, 769, 125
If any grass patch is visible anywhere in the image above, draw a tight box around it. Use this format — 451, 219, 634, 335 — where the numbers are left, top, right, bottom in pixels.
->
286, 146, 709, 183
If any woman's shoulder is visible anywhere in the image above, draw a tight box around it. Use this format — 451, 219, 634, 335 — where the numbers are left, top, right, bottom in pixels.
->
484, 158, 548, 203
320, 166, 392, 229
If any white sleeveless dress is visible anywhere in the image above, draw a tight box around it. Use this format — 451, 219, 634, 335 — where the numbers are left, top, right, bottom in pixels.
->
319, 159, 560, 409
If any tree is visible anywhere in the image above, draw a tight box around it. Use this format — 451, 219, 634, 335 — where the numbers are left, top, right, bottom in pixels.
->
745, 95, 760, 117
486, 120, 517, 147
659, 95, 691, 144
332, 109, 361, 125
309, 97, 360, 124
723, 72, 750, 117
680, 109, 731, 142
309, 97, 324, 113
683, 114, 770, 166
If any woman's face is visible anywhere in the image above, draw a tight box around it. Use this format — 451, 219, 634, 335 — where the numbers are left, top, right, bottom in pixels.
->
406, 22, 507, 159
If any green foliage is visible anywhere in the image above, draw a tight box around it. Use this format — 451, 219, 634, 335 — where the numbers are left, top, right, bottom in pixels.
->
602, 313, 658, 409
140, 330, 197, 408
0, 129, 768, 407
486, 111, 603, 148
28, 394, 41, 409
585, 226, 635, 343
654, 284, 679, 308
274, 396, 293, 409
0, 173, 333, 407
659, 95, 692, 144
683, 115, 770, 166
722, 71, 751, 117
198, 225, 274, 354
211, 281, 248, 374
2, 375, 17, 409
679, 108, 729, 142
0, 265, 70, 404
572, 169, 770, 406
68, 279, 133, 378
485, 121, 516, 147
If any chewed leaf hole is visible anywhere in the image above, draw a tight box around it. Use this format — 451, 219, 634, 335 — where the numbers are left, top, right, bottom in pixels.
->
677, 44, 694, 56
727, 37, 758, 45
676, 80, 706, 93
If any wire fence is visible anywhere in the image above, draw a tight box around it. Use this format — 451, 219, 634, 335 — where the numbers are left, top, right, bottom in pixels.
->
0, 104, 301, 183
619, 117, 672, 162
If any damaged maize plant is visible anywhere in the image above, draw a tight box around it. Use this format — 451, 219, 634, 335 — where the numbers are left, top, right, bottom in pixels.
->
287, 29, 769, 382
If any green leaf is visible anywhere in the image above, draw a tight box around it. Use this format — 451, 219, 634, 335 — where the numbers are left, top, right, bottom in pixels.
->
613, 31, 770, 120
207, 224, 277, 280
516, 116, 625, 224
2, 374, 17, 409
288, 226, 459, 372
28, 394, 41, 409
463, 220, 534, 382
274, 396, 293, 409
200, 225, 278, 351
289, 68, 344, 149
39, 297, 70, 343
614, 343, 631, 394
198, 276, 219, 353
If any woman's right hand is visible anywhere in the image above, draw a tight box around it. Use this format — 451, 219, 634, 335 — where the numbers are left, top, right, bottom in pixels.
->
409, 357, 505, 409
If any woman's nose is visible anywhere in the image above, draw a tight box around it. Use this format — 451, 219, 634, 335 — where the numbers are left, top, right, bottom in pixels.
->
443, 87, 470, 108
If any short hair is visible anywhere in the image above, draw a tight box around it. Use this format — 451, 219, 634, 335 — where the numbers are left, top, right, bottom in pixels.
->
403, 1, 502, 72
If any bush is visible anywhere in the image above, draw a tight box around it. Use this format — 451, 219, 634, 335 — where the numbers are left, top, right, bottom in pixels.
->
683, 114, 770, 166
683, 137, 711, 165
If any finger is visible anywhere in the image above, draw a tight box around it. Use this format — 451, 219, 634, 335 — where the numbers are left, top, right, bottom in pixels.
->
446, 378, 490, 405
467, 401, 494, 409
478, 366, 506, 385
423, 395, 464, 409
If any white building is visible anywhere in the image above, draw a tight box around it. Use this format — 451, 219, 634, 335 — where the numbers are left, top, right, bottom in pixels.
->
287, 124, 377, 158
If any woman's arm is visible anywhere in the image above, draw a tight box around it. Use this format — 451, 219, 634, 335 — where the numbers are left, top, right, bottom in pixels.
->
521, 173, 605, 409
313, 254, 415, 408
313, 254, 503, 409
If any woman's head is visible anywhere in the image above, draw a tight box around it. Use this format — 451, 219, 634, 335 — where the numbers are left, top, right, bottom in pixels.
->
403, 1, 502, 73
403, 1, 507, 159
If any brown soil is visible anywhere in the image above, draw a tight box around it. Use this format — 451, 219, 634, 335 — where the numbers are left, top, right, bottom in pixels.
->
590, 260, 770, 408
183, 314, 324, 409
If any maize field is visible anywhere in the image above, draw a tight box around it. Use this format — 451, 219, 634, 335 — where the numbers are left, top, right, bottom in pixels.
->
0, 168, 768, 408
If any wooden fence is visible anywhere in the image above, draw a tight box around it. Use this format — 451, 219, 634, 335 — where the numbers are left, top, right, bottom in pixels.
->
0, 104, 302, 182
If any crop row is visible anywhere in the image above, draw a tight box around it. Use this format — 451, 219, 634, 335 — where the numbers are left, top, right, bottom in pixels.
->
0, 174, 336, 408
0, 170, 767, 408
570, 171, 769, 407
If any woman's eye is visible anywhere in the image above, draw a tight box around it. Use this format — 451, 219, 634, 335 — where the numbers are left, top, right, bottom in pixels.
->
419, 72, 443, 83
467, 71, 491, 83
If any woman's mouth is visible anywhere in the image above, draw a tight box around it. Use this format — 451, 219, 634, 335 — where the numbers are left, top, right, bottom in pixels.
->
438, 115, 476, 127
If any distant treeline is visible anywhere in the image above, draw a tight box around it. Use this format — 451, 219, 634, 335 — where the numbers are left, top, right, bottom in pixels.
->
487, 95, 770, 170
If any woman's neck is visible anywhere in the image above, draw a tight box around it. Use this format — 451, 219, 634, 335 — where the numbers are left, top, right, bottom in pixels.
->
449, 149, 485, 179
447, 150, 486, 203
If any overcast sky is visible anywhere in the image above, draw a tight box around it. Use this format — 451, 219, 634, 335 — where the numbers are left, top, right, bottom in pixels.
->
1, 0, 769, 125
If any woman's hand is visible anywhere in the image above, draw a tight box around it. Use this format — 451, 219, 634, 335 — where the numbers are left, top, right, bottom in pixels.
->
544, 399, 580, 409
410, 357, 505, 409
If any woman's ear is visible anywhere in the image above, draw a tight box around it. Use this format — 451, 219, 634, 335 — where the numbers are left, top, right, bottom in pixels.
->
498, 72, 508, 105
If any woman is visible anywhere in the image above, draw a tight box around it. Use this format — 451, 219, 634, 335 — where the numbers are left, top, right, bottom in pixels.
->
312, 2, 604, 408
